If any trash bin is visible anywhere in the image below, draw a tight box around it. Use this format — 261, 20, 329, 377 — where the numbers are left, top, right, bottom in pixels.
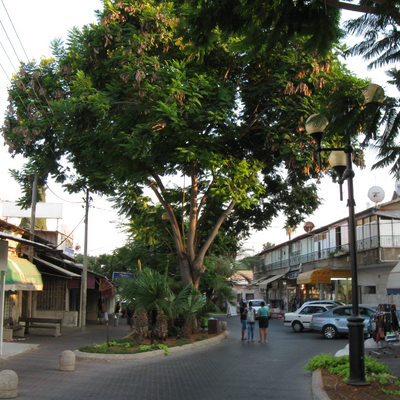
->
208, 319, 220, 334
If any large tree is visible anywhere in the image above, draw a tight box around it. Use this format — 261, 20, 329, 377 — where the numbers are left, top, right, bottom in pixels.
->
1, 0, 380, 288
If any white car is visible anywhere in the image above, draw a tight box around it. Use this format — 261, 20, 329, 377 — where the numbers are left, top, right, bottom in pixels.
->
302, 300, 344, 307
284, 303, 337, 332
246, 299, 268, 313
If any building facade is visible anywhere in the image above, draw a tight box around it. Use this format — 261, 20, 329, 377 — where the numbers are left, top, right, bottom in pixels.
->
0, 219, 114, 326
255, 197, 400, 313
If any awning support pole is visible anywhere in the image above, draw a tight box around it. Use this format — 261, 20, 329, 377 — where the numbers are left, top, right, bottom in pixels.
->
0, 241, 9, 358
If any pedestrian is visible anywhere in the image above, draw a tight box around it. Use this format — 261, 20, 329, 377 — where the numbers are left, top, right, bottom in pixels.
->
291, 298, 296, 312
240, 300, 247, 340
126, 307, 135, 332
245, 301, 256, 342
114, 301, 121, 327
257, 301, 270, 342
98, 298, 105, 325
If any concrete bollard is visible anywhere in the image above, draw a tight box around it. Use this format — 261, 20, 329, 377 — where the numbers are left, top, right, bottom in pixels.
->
221, 321, 227, 331
0, 370, 18, 398
59, 350, 76, 372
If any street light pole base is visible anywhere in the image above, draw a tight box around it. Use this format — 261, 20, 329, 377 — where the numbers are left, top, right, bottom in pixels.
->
345, 380, 371, 386
346, 315, 369, 385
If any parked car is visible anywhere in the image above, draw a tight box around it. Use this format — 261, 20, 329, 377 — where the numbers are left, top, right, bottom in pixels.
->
302, 300, 345, 306
283, 303, 337, 332
309, 305, 376, 339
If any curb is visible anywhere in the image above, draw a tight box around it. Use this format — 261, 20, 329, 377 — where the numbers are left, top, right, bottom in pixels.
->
312, 369, 331, 400
75, 331, 230, 362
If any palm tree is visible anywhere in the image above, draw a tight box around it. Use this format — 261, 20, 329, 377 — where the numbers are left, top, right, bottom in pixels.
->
117, 267, 220, 340
284, 224, 297, 240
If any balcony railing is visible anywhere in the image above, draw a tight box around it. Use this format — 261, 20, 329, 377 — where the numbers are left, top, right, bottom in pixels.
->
256, 234, 400, 273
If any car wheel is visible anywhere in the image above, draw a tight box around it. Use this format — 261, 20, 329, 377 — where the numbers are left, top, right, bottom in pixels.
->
292, 321, 304, 333
323, 325, 338, 339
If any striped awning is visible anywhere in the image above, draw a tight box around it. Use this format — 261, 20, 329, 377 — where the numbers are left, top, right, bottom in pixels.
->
259, 273, 285, 289
4, 256, 43, 291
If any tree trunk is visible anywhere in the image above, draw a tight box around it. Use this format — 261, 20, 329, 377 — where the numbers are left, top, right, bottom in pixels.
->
177, 254, 206, 288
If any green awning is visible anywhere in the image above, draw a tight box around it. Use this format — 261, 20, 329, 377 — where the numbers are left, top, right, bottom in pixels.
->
4, 256, 43, 291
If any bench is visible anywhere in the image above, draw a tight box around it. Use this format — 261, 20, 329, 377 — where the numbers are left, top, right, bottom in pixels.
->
3, 318, 25, 340
18, 317, 62, 337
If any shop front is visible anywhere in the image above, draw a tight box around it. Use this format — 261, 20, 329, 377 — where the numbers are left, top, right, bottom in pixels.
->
3, 256, 44, 321
296, 268, 352, 304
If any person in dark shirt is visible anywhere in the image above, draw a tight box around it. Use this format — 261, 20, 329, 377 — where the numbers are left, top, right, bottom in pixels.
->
240, 300, 247, 340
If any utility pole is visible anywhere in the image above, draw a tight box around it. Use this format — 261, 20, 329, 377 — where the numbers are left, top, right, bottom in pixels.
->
27, 171, 38, 319
28, 171, 38, 263
80, 190, 89, 332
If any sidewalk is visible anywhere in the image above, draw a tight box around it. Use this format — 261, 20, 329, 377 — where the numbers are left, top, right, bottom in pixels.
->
0, 318, 134, 360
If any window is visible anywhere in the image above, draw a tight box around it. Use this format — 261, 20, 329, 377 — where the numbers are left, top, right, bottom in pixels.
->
300, 306, 321, 315
365, 286, 376, 294
4, 293, 14, 319
333, 308, 351, 316
360, 307, 375, 317
363, 217, 371, 239
36, 275, 66, 311
356, 219, 363, 240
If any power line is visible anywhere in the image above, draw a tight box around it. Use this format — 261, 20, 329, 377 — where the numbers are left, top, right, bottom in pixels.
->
1, 0, 29, 62
45, 185, 85, 204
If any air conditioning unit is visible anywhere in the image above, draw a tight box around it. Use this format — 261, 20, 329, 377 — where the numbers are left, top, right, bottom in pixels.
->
259, 288, 266, 293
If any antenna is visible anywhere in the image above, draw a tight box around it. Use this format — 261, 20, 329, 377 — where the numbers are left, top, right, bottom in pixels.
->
367, 186, 385, 205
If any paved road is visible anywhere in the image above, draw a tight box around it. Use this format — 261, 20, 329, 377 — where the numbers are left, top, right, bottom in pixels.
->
0, 316, 390, 399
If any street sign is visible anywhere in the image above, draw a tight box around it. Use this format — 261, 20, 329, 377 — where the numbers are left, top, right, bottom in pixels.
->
112, 272, 135, 281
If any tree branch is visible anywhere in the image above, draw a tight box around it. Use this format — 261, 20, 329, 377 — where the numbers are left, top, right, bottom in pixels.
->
187, 161, 198, 261
145, 175, 185, 255
196, 201, 236, 262
322, 0, 400, 24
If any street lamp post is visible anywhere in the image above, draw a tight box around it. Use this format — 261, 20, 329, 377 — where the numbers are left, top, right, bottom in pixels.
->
305, 84, 384, 385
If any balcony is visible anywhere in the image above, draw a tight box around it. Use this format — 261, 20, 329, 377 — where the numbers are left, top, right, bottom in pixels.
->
256, 234, 400, 274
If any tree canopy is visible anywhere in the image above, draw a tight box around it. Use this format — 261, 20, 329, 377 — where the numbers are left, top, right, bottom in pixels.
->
181, 0, 400, 177
1, 0, 386, 288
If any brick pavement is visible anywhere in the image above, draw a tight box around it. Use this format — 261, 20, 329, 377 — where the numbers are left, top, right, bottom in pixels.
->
0, 316, 399, 399
0, 317, 314, 400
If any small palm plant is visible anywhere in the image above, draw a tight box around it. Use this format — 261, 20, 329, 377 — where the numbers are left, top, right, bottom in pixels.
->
117, 268, 191, 340
180, 286, 220, 338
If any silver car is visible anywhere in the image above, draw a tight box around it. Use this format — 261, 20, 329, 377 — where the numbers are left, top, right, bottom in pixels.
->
309, 305, 376, 339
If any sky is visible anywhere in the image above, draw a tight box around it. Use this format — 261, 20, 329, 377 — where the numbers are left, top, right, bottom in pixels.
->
0, 2, 398, 257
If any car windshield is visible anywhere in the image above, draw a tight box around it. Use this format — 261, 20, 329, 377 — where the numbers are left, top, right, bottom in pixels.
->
251, 301, 263, 307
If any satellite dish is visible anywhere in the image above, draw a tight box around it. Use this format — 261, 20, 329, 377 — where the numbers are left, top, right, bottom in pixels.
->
395, 180, 400, 196
368, 186, 385, 204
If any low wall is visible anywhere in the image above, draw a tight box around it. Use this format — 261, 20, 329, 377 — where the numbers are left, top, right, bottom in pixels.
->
33, 310, 78, 327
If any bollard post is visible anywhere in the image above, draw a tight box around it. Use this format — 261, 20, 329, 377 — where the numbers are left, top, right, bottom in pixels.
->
59, 350, 76, 372
0, 370, 18, 398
